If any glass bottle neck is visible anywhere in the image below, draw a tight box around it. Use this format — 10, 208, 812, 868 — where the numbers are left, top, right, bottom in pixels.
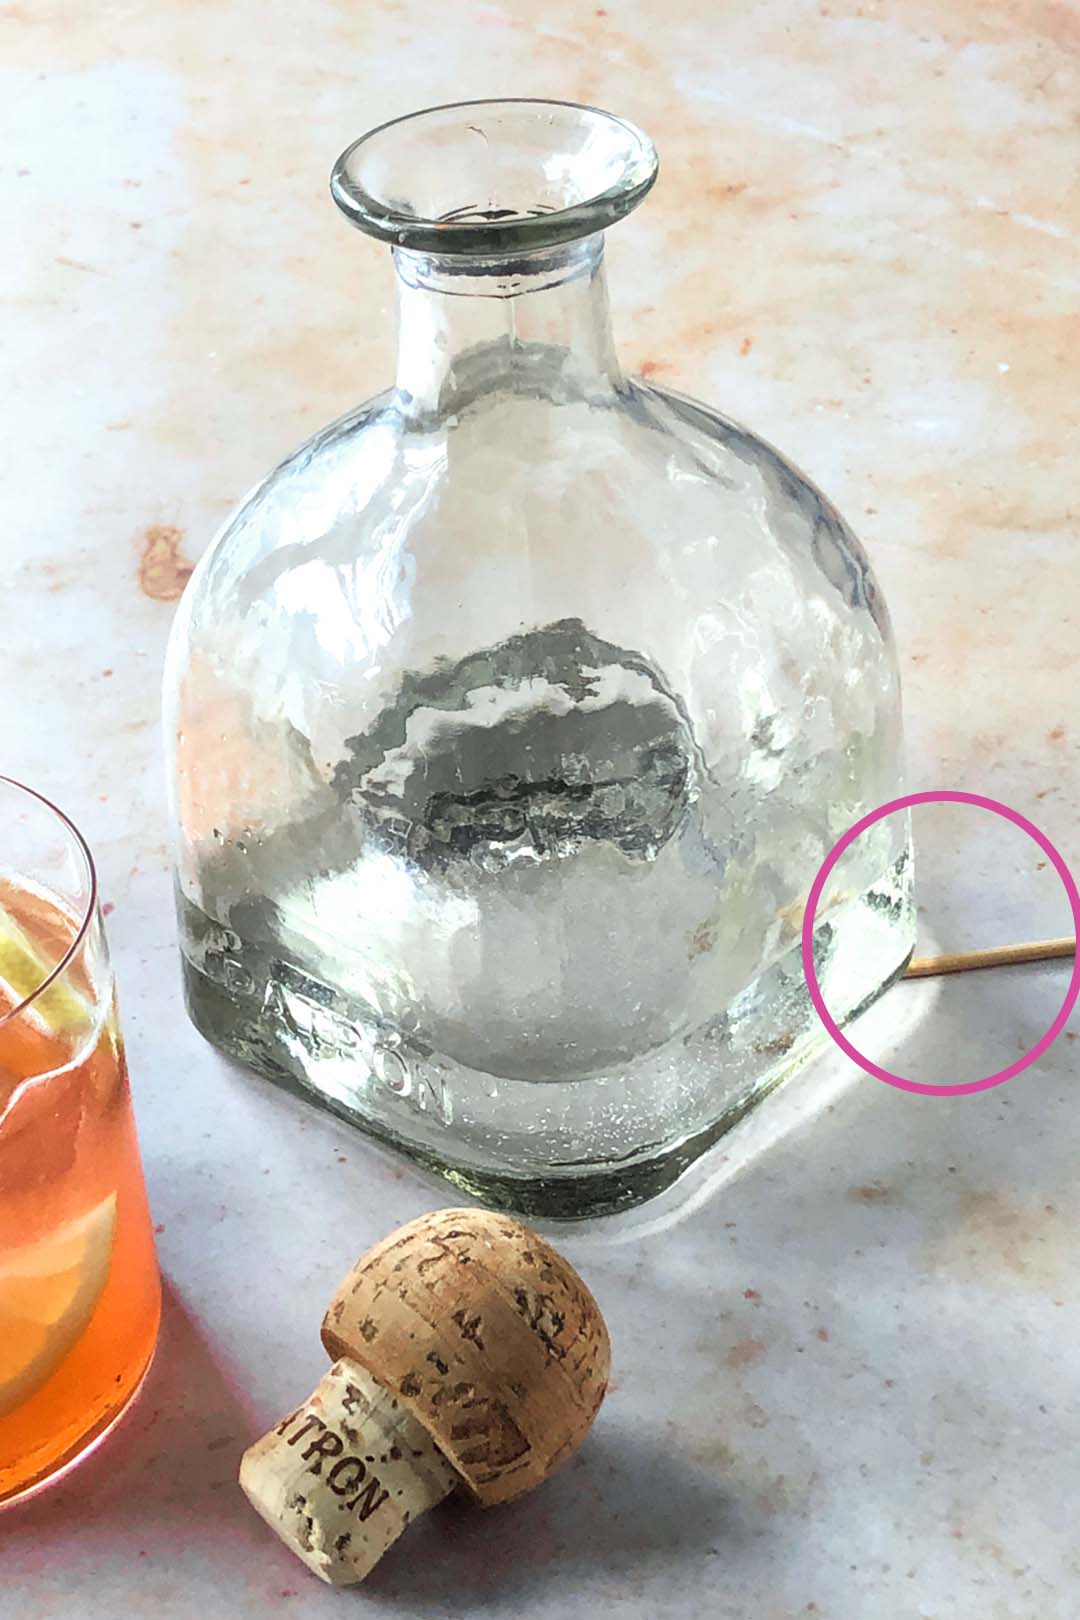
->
391, 234, 623, 418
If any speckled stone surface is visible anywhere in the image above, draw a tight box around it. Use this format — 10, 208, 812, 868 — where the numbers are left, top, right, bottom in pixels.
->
3, 2, 1079, 1615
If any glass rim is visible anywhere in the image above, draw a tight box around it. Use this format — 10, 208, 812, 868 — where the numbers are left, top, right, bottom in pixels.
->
330, 98, 659, 256
0, 774, 98, 1030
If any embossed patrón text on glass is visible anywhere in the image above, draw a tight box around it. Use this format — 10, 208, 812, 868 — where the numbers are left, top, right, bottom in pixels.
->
164, 101, 914, 1216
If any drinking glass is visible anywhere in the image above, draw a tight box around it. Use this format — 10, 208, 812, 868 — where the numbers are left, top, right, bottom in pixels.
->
0, 776, 160, 1505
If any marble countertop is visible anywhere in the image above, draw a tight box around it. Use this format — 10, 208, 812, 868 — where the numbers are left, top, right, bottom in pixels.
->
3, 1, 1079, 1615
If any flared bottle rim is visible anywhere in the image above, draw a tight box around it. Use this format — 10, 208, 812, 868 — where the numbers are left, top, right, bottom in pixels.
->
330, 99, 658, 256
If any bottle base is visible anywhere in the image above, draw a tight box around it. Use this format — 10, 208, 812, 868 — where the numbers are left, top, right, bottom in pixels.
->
180, 850, 915, 1219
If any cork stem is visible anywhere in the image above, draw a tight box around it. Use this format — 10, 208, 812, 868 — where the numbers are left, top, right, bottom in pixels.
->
239, 1359, 457, 1585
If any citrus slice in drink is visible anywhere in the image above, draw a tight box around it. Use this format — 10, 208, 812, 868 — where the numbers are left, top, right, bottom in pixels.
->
0, 892, 90, 1036
0, 1193, 118, 1417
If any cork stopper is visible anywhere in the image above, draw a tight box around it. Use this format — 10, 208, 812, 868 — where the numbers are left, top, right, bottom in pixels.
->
321, 1207, 610, 1505
239, 1208, 610, 1585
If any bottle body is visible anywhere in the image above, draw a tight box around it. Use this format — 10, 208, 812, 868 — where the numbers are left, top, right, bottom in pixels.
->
165, 339, 913, 1215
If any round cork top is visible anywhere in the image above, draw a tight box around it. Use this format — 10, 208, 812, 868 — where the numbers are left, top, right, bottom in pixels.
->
321, 1207, 610, 1506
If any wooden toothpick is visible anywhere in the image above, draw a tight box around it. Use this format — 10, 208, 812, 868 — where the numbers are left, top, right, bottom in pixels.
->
904, 936, 1076, 979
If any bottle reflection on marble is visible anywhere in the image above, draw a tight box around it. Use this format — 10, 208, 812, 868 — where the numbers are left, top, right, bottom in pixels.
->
164, 100, 914, 1216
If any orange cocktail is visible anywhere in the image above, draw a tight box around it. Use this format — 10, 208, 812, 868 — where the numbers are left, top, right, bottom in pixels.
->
0, 779, 160, 1504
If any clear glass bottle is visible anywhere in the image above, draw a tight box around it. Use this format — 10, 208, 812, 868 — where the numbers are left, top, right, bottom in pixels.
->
164, 100, 914, 1217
